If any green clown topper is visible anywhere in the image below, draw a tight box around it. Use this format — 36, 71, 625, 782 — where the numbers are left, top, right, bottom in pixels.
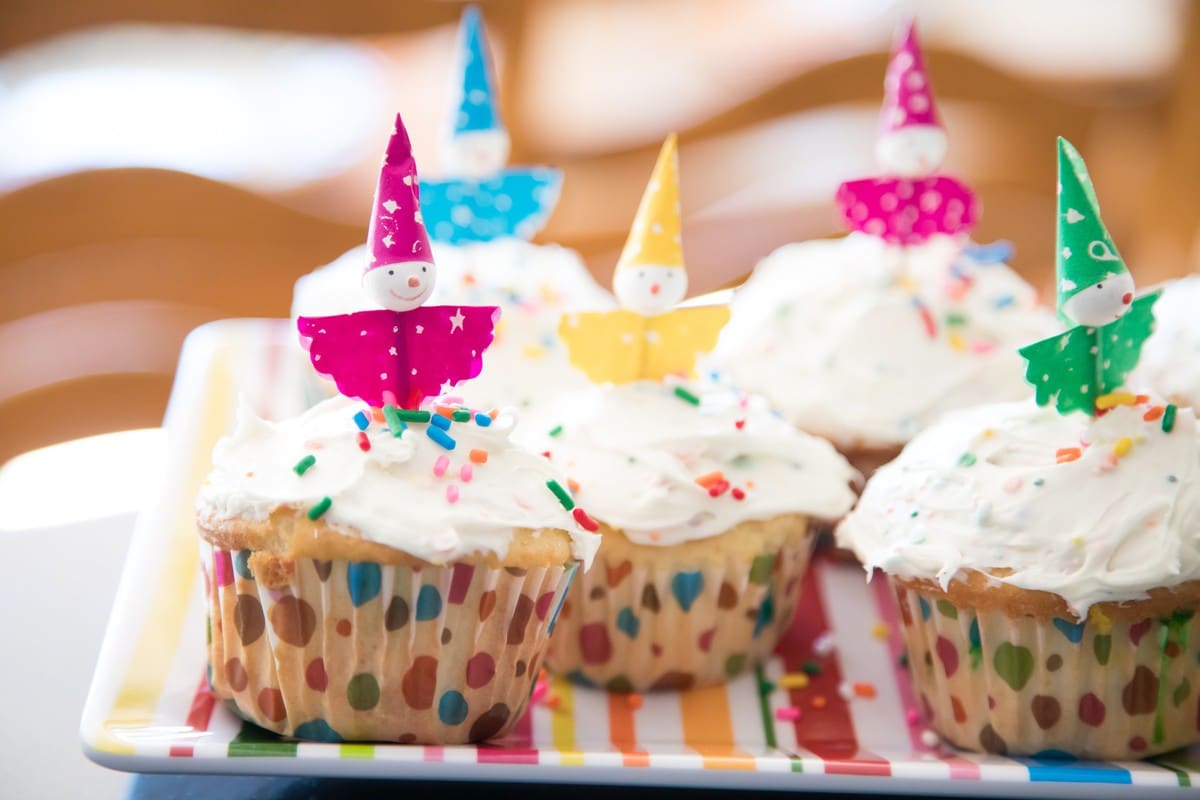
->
1019, 138, 1159, 417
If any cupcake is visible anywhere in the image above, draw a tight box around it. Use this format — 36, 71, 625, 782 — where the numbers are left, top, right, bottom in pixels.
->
711, 20, 1055, 476
290, 7, 612, 417
1132, 274, 1200, 409
546, 136, 858, 692
837, 139, 1199, 760
197, 113, 600, 745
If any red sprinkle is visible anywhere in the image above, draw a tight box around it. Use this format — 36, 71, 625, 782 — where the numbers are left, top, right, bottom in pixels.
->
356, 431, 371, 452
573, 507, 600, 531
735, 419, 746, 430
732, 487, 746, 501
542, 451, 552, 459
707, 479, 731, 497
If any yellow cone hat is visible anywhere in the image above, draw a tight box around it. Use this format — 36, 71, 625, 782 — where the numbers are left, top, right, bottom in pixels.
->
615, 134, 684, 273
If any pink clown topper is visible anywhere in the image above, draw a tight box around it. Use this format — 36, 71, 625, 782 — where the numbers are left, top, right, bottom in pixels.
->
297, 114, 499, 408
836, 19, 978, 246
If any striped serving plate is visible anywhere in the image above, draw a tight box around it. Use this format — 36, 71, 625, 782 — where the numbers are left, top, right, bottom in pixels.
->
81, 319, 1200, 797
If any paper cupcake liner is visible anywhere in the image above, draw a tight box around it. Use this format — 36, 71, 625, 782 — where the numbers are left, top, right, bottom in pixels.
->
545, 521, 815, 692
892, 580, 1200, 759
201, 541, 577, 744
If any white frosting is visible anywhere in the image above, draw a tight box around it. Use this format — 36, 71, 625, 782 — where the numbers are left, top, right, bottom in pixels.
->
197, 395, 600, 567
710, 233, 1057, 450
291, 240, 615, 422
837, 399, 1200, 616
532, 381, 858, 546
1133, 275, 1200, 408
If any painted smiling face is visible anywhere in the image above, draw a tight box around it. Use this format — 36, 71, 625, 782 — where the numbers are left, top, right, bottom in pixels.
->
1060, 270, 1134, 327
363, 259, 437, 312
614, 265, 687, 317
442, 129, 511, 178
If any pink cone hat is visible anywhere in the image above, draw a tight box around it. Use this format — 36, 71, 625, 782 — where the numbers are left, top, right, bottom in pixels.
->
367, 114, 434, 271
880, 19, 942, 136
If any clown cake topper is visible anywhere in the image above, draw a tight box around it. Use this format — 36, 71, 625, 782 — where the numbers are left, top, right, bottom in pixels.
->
835, 19, 978, 246
559, 134, 729, 384
297, 113, 500, 409
418, 5, 562, 245
1019, 138, 1159, 417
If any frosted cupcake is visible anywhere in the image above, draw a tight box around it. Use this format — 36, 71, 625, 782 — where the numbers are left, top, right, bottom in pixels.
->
1132, 274, 1200, 409
838, 139, 1199, 760
197, 113, 600, 744
545, 136, 858, 691
291, 7, 612, 416
711, 21, 1055, 475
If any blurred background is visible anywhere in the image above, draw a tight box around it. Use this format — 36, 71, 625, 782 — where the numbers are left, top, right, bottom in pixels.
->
2, 0, 1199, 509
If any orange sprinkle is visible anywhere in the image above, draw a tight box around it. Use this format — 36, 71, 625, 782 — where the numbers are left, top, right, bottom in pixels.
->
1055, 447, 1082, 463
544, 694, 561, 710
649, 531, 661, 542
695, 470, 725, 489
435, 405, 456, 419
810, 695, 828, 710
489, 409, 499, 419
1135, 394, 1151, 405
370, 407, 386, 424
626, 693, 644, 710
853, 682, 877, 699
1144, 406, 1165, 422
746, 480, 756, 489
469, 449, 489, 464
567, 478, 580, 493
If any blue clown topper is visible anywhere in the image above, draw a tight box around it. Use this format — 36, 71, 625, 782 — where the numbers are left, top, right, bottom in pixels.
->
422, 5, 563, 245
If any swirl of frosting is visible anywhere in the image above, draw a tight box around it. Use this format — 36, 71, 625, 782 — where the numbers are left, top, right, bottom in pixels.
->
197, 396, 600, 567
1133, 275, 1200, 409
837, 399, 1200, 616
291, 240, 615, 418
710, 233, 1057, 449
532, 381, 858, 546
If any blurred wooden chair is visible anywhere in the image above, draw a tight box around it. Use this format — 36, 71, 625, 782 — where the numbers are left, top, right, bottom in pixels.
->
0, 168, 362, 463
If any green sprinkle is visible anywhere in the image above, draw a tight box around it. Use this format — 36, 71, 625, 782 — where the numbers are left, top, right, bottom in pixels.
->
396, 409, 432, 423
801, 660, 822, 676
548, 425, 563, 438
958, 452, 977, 467
909, 510, 919, 518
546, 479, 575, 511
1033, 478, 1045, 487
1162, 404, 1177, 433
382, 405, 407, 437
452, 409, 471, 422
293, 454, 316, 475
944, 312, 968, 326
758, 680, 776, 695
307, 496, 332, 520
673, 386, 701, 406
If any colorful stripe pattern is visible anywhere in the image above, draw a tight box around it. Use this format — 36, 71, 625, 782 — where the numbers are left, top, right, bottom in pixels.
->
82, 320, 1200, 792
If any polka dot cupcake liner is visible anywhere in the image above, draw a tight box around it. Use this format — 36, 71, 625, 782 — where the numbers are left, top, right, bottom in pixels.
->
201, 541, 577, 744
893, 580, 1199, 760
545, 518, 814, 692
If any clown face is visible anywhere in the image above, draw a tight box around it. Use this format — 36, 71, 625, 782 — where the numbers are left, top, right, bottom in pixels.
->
442, 129, 511, 178
363, 260, 436, 312
876, 125, 947, 178
614, 265, 687, 316
1060, 270, 1134, 327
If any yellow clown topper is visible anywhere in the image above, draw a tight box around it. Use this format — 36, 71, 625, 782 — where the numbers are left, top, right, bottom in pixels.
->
559, 135, 730, 384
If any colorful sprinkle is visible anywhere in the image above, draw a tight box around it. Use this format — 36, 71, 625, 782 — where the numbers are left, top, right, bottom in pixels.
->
433, 455, 450, 477
774, 707, 802, 722
731, 487, 746, 501
993, 294, 1015, 310
810, 694, 828, 710
474, 413, 492, 427
567, 477, 580, 493
1163, 404, 1177, 433
356, 431, 370, 452
548, 425, 563, 437
452, 409, 471, 422
912, 297, 936, 337
353, 411, 369, 430
430, 414, 451, 431
870, 622, 890, 640
293, 455, 316, 476
802, 660, 822, 676
1144, 405, 1165, 422
1056, 447, 1081, 463
853, 682, 877, 699
382, 405, 407, 437
777, 673, 809, 690
1096, 391, 1137, 410
735, 419, 746, 430
1112, 437, 1133, 458
905, 708, 921, 725
958, 452, 976, 467
445, 485, 460, 504
572, 507, 600, 531
695, 471, 725, 489
396, 409, 432, 423
469, 449, 488, 464
673, 386, 701, 406
307, 497, 332, 520
546, 479, 575, 510
426, 427, 456, 450
460, 464, 474, 482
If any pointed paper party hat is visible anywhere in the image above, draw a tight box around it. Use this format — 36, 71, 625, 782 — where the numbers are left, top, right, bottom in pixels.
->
367, 114, 434, 271
880, 19, 942, 136
1055, 137, 1129, 319
449, 5, 504, 139
615, 134, 684, 274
